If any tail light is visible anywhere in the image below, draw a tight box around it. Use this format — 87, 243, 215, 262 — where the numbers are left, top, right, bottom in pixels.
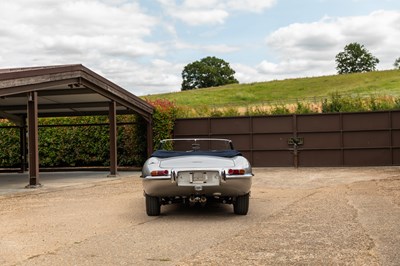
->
228, 169, 245, 175
151, 170, 169, 176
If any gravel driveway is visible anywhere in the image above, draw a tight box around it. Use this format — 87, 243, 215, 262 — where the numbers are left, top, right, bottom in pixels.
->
0, 167, 399, 265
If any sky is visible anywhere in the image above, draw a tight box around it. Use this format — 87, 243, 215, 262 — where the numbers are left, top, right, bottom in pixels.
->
1, 0, 400, 96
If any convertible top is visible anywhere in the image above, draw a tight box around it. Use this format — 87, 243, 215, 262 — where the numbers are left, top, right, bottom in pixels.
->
151, 150, 242, 158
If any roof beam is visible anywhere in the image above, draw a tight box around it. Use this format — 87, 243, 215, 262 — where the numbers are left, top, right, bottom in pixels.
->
0, 78, 81, 97
37, 109, 135, 118
0, 101, 113, 111
38, 88, 95, 96
80, 78, 153, 121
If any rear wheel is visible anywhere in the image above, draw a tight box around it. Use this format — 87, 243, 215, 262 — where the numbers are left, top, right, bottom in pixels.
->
233, 194, 249, 215
145, 194, 161, 216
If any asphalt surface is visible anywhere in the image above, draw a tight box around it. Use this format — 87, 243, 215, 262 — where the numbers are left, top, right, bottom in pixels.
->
0, 167, 399, 265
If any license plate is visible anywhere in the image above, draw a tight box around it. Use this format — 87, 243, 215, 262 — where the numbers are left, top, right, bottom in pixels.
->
191, 172, 207, 183
177, 171, 220, 186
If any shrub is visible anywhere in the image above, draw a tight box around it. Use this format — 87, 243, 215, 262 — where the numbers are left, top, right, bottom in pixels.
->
367, 96, 395, 111
270, 105, 290, 115
0, 121, 20, 167
129, 115, 148, 165
245, 105, 270, 116
321, 93, 399, 113
322, 92, 343, 113
145, 99, 178, 150
222, 107, 241, 117
394, 97, 400, 109
210, 108, 224, 117
295, 102, 317, 114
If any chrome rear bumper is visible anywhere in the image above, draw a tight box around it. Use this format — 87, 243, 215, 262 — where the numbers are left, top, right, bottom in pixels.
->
142, 171, 252, 197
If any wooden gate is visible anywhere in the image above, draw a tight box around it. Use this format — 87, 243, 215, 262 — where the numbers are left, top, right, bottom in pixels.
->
174, 111, 400, 167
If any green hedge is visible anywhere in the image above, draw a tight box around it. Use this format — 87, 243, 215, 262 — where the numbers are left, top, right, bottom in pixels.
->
0, 122, 20, 167
145, 98, 178, 150
38, 117, 110, 167
0, 99, 179, 168
0, 116, 146, 168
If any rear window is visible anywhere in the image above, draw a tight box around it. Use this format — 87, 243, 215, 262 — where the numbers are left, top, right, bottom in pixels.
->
151, 139, 241, 158
159, 139, 233, 152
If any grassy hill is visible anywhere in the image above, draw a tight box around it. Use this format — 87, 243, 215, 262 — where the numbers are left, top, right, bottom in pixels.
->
143, 70, 400, 117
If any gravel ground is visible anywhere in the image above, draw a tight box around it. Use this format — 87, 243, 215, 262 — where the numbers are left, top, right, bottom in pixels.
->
0, 167, 399, 265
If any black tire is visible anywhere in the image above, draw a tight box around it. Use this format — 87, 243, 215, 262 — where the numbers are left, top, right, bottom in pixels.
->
233, 194, 249, 215
145, 194, 161, 216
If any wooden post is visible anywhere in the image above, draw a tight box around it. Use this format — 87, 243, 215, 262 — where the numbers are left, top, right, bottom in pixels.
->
27, 92, 40, 187
19, 120, 27, 173
108, 101, 118, 177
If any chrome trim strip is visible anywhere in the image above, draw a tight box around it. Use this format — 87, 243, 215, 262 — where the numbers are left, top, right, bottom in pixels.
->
225, 173, 253, 179
143, 175, 171, 180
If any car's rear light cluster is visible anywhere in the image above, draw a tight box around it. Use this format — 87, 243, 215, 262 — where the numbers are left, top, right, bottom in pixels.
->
228, 169, 245, 175
151, 170, 169, 176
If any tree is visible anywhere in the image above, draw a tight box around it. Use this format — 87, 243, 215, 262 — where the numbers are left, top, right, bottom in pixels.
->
335, 43, 379, 74
394, 57, 400, 70
181, 56, 238, 91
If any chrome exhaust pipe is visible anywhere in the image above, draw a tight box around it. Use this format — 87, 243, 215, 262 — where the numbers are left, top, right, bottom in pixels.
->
200, 196, 207, 203
189, 196, 200, 204
189, 196, 207, 204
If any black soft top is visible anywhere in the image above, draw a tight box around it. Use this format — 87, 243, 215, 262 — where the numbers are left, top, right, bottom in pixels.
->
151, 150, 242, 158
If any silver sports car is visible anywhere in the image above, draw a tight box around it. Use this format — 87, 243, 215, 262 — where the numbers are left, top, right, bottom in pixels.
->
141, 138, 253, 216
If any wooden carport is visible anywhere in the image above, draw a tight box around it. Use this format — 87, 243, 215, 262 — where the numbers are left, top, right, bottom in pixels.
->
0, 64, 154, 187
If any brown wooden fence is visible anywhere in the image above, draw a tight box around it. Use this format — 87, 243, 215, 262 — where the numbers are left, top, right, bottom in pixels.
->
173, 110, 400, 167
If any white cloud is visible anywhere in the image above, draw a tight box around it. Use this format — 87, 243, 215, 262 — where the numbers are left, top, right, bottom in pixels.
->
157, 0, 276, 25
227, 0, 277, 13
233, 63, 264, 83
256, 59, 333, 78
173, 9, 229, 26
94, 57, 183, 95
0, 1, 159, 58
203, 44, 240, 53
173, 40, 239, 54
181, 0, 220, 9
157, 0, 228, 26
0, 0, 174, 95
258, 10, 400, 79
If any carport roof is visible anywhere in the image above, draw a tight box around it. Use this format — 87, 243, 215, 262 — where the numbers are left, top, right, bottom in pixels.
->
0, 64, 153, 124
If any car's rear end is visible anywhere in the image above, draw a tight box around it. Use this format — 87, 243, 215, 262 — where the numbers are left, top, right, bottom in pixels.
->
140, 139, 253, 216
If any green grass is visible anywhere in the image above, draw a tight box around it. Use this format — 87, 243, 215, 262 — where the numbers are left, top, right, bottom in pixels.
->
143, 70, 400, 108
